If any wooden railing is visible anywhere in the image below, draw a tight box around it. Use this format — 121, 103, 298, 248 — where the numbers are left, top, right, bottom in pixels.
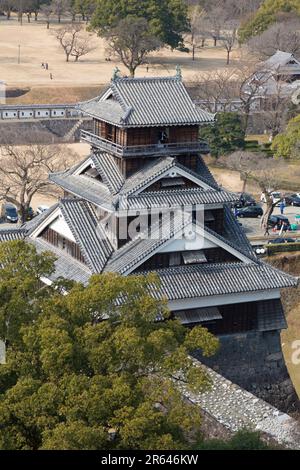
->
80, 130, 210, 156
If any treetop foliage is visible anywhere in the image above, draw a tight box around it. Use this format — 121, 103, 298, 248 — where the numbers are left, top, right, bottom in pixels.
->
201, 112, 246, 158
239, 0, 300, 43
90, 0, 189, 49
272, 114, 300, 159
0, 241, 219, 450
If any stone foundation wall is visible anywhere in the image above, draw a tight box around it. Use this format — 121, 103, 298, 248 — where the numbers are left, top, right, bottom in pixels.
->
181, 363, 300, 450
193, 330, 299, 413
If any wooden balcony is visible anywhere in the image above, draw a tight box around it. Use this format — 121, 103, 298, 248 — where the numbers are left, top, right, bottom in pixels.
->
80, 130, 210, 157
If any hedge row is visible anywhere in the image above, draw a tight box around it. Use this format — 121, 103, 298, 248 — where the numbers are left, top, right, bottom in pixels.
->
266, 242, 300, 256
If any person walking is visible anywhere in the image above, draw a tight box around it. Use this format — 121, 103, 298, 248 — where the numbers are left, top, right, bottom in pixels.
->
279, 199, 285, 215
263, 222, 270, 237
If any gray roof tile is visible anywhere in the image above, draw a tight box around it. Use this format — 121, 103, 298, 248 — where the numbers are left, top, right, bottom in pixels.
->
121, 188, 237, 210
31, 238, 91, 285
121, 157, 176, 196
142, 262, 297, 300
91, 151, 124, 195
50, 173, 115, 210
223, 205, 255, 258
24, 204, 59, 235
59, 198, 113, 273
105, 211, 192, 274
79, 75, 214, 127
0, 228, 26, 241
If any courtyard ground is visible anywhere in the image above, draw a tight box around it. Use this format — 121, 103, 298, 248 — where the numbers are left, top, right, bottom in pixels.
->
0, 16, 247, 103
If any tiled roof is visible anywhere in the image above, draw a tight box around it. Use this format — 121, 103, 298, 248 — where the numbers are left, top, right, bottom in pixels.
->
120, 156, 219, 199
0, 227, 26, 242
59, 199, 113, 273
121, 157, 176, 196
24, 204, 59, 235
265, 50, 297, 68
195, 155, 217, 186
79, 98, 124, 125
120, 188, 237, 210
91, 151, 124, 195
142, 262, 297, 301
50, 172, 115, 211
105, 211, 192, 275
79, 75, 214, 127
223, 205, 255, 258
31, 238, 91, 285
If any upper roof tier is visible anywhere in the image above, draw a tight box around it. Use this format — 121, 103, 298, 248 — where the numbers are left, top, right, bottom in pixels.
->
78, 72, 215, 128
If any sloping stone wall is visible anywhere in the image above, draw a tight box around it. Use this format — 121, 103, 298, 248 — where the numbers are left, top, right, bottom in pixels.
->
181, 362, 300, 449
193, 330, 299, 413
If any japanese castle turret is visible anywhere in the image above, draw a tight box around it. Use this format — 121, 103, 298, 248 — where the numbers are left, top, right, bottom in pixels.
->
1, 69, 298, 411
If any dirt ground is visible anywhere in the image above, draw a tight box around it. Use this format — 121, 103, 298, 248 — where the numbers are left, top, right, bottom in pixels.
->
0, 17, 246, 98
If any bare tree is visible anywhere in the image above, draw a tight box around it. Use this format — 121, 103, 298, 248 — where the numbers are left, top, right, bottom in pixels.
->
106, 16, 161, 77
0, 142, 78, 223
0, 0, 15, 20
40, 4, 53, 29
193, 68, 240, 112
54, 23, 83, 62
259, 79, 292, 138
71, 33, 96, 61
185, 6, 209, 60
220, 21, 238, 65
222, 151, 293, 231
50, 0, 70, 23
247, 20, 300, 59
237, 62, 271, 131
220, 150, 261, 193
204, 0, 243, 46
205, 6, 224, 47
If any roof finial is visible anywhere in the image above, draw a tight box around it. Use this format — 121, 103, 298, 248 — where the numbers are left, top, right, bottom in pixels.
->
175, 64, 182, 80
112, 67, 121, 81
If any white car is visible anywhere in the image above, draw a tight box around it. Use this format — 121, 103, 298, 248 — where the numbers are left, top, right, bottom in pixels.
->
36, 205, 49, 215
260, 191, 281, 206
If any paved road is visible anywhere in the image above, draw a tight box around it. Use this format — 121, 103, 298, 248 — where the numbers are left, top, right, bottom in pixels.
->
238, 204, 300, 243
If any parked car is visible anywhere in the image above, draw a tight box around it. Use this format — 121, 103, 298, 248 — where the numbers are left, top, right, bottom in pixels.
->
267, 237, 296, 244
260, 191, 281, 206
268, 214, 290, 228
285, 194, 300, 206
236, 205, 263, 218
36, 205, 49, 215
232, 192, 256, 209
254, 245, 266, 256
1, 203, 18, 223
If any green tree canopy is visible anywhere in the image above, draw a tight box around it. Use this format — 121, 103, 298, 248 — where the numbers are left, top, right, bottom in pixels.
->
239, 0, 300, 43
0, 240, 56, 346
0, 241, 219, 450
196, 429, 271, 450
272, 114, 300, 159
106, 16, 161, 76
201, 112, 245, 158
90, 0, 189, 49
